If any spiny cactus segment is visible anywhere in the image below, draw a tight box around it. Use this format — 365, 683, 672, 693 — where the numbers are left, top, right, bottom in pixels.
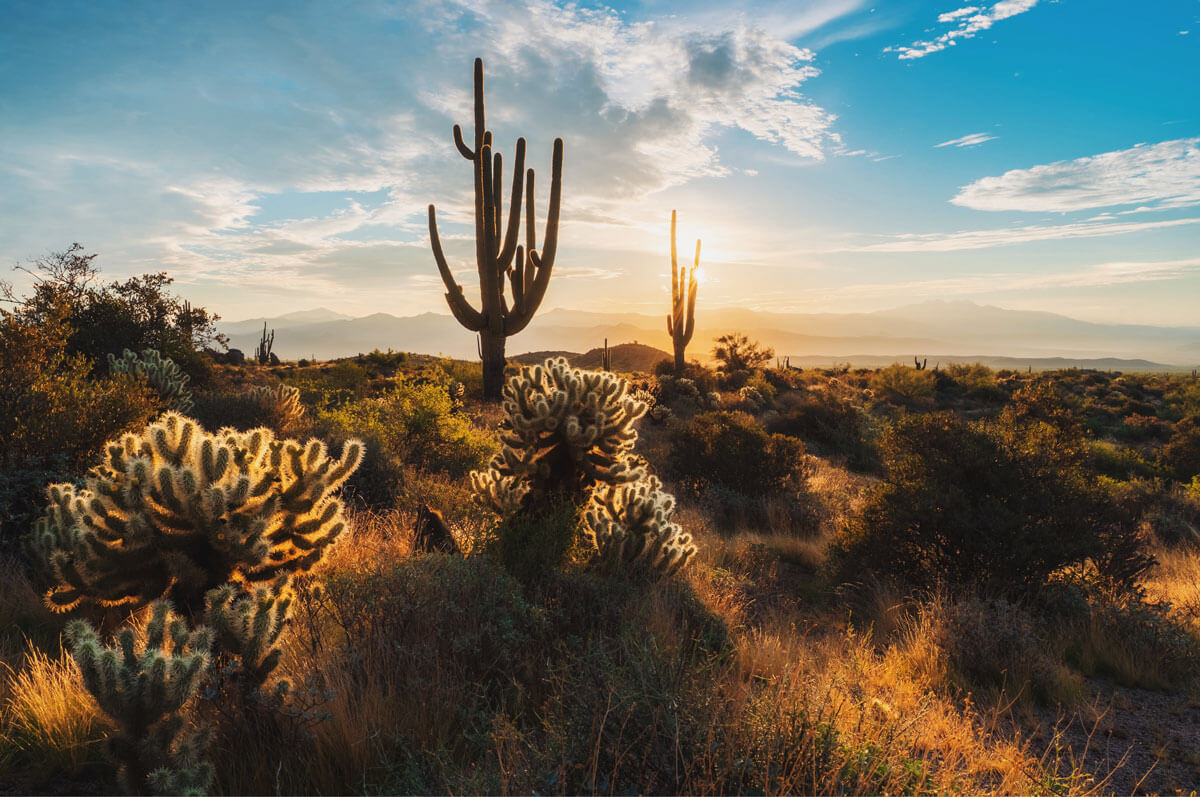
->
33, 411, 363, 618
586, 475, 696, 576
472, 358, 696, 576
107, 348, 194, 414
66, 601, 214, 795
204, 577, 293, 693
471, 358, 647, 513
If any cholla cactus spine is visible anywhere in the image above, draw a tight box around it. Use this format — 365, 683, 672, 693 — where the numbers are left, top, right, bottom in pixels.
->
585, 475, 696, 576
34, 412, 363, 618
107, 349, 194, 414
66, 601, 214, 795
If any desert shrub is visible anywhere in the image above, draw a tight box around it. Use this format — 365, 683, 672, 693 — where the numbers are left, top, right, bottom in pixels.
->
835, 412, 1144, 595
767, 390, 877, 471
944, 362, 1003, 402
192, 383, 307, 437
1089, 440, 1165, 481
1162, 413, 1200, 481
0, 310, 157, 545
931, 597, 1082, 705
3, 244, 224, 385
668, 410, 805, 497
316, 379, 494, 510
712, 332, 773, 372
868, 363, 936, 406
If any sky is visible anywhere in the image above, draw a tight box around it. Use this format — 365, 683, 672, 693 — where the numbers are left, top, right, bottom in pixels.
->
1, 0, 1197, 326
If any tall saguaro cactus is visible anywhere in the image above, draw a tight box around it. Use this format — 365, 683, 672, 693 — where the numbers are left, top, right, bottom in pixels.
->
666, 210, 700, 373
429, 57, 564, 400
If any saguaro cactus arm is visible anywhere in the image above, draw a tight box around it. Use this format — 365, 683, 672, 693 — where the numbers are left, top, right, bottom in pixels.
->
427, 57, 565, 398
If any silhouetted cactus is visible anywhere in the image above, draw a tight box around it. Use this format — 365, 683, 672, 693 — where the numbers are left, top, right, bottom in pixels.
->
255, 323, 275, 365
601, 338, 611, 372
429, 58, 564, 400
108, 349, 194, 414
34, 412, 362, 618
586, 475, 696, 576
667, 210, 700, 373
66, 602, 213, 795
914, 356, 927, 371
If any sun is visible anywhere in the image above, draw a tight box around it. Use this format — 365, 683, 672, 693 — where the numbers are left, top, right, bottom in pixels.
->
692, 265, 708, 285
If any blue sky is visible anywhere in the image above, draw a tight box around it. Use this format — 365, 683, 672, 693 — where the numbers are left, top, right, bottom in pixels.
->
1, 0, 1197, 325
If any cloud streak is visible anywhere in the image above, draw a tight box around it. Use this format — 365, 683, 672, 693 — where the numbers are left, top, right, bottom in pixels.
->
935, 132, 998, 148
952, 138, 1200, 212
847, 217, 1200, 252
886, 0, 1039, 60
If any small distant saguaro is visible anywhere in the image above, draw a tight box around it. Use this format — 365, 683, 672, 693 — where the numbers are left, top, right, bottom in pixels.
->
428, 57, 564, 400
666, 210, 700, 373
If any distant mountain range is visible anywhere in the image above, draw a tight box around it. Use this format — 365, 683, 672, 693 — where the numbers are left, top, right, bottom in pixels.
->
219, 301, 1200, 371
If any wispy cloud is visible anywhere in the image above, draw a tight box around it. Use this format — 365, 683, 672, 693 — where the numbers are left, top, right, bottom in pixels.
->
838, 257, 1200, 300
934, 132, 997, 148
846, 217, 1200, 252
952, 138, 1200, 212
886, 0, 1039, 60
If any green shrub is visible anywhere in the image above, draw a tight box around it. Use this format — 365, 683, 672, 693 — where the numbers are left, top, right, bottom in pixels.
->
1162, 413, 1200, 481
317, 379, 494, 497
868, 364, 936, 406
835, 412, 1146, 595
668, 410, 805, 496
767, 390, 877, 471
192, 383, 308, 437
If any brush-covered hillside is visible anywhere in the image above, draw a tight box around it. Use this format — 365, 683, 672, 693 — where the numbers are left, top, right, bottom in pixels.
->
2, 252, 1200, 795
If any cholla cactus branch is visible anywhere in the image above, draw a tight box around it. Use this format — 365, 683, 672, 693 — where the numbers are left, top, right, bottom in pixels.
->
204, 578, 292, 692
33, 412, 363, 618
108, 349, 194, 414
585, 475, 696, 576
66, 602, 214, 795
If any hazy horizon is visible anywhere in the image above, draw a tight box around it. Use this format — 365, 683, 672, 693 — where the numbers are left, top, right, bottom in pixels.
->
2, 1, 1197, 326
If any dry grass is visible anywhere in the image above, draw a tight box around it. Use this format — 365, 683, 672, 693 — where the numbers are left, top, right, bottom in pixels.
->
1143, 543, 1200, 632
0, 644, 108, 783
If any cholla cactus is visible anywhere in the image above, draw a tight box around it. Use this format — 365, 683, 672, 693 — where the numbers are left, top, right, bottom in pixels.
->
739, 386, 766, 412
471, 358, 648, 513
585, 475, 696, 576
247, 384, 306, 433
204, 578, 292, 692
66, 602, 213, 795
34, 412, 363, 618
108, 349, 194, 414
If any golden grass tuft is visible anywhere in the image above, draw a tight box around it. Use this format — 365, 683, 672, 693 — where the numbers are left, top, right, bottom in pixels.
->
0, 643, 108, 781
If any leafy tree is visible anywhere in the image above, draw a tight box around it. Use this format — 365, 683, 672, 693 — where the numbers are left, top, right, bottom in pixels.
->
2, 243, 226, 382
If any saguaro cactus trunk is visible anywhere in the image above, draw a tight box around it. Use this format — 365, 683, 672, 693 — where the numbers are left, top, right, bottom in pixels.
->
428, 58, 564, 400
666, 210, 700, 373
